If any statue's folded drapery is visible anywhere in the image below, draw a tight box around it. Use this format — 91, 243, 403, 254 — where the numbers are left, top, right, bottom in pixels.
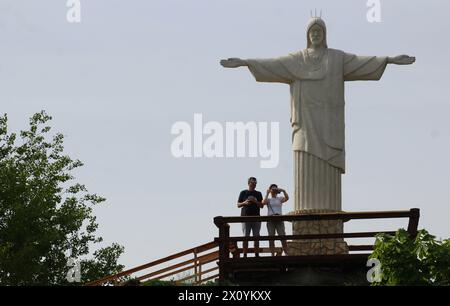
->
246, 49, 387, 211
246, 49, 388, 173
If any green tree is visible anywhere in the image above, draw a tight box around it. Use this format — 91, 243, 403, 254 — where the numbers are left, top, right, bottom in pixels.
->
370, 228, 450, 286
0, 111, 124, 285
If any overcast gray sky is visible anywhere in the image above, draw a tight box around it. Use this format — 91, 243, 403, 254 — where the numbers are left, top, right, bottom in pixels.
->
1, 0, 449, 269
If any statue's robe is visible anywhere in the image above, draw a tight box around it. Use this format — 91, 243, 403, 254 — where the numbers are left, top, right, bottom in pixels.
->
246, 49, 387, 210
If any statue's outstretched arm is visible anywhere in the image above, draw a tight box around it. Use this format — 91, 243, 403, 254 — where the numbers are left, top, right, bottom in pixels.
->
220, 56, 295, 84
387, 55, 416, 65
220, 58, 248, 68
344, 52, 415, 81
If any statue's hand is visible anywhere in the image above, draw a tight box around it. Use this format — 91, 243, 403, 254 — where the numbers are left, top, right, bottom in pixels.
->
220, 58, 247, 68
388, 55, 416, 65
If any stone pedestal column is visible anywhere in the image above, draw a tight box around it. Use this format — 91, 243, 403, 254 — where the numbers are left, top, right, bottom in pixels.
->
289, 152, 348, 255
287, 209, 348, 255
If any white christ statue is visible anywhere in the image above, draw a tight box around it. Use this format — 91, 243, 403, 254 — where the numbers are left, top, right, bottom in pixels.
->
221, 17, 415, 214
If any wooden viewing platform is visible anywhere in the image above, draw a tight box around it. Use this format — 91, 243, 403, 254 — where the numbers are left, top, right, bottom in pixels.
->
87, 208, 420, 286
214, 208, 420, 285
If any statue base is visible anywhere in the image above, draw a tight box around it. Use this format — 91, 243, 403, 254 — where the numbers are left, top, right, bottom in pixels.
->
287, 209, 349, 256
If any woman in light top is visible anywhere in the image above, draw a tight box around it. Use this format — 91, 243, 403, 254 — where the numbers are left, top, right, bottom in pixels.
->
263, 184, 289, 256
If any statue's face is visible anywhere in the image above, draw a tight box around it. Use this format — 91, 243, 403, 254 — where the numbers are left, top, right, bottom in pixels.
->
308, 24, 324, 47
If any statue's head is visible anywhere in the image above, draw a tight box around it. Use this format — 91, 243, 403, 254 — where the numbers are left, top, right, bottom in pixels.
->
306, 17, 327, 48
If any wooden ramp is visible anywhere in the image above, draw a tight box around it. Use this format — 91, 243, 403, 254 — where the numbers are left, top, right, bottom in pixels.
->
86, 241, 220, 286
86, 242, 284, 286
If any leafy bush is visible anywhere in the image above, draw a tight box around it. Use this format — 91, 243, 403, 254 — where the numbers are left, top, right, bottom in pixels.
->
370, 229, 450, 285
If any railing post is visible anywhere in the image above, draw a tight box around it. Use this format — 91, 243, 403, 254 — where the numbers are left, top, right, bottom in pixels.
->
407, 208, 420, 238
193, 249, 198, 283
214, 217, 230, 283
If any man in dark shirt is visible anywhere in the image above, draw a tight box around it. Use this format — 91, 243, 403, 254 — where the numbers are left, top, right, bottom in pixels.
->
237, 177, 263, 257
